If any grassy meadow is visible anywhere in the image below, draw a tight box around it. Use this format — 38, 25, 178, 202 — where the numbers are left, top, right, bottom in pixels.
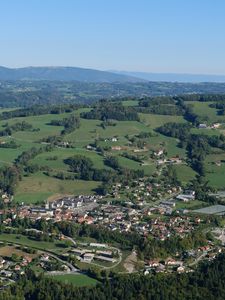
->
0, 100, 223, 204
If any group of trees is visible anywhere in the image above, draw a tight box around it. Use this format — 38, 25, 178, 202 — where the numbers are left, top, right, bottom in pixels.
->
81, 101, 140, 121
63, 154, 144, 194
0, 166, 21, 194
0, 121, 35, 137
0, 104, 81, 120
157, 122, 211, 176
49, 114, 80, 135
15, 145, 53, 167
137, 96, 184, 115
0, 140, 20, 149
140, 230, 207, 260
157, 122, 191, 141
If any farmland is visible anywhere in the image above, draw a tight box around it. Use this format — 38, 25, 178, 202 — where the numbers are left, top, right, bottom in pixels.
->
0, 97, 224, 205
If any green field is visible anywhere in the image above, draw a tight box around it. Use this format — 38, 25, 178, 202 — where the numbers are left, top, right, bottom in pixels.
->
175, 200, 207, 210
0, 233, 68, 253
173, 164, 196, 183
31, 147, 109, 171
49, 274, 97, 287
139, 113, 186, 129
122, 100, 139, 107
0, 100, 223, 204
15, 172, 100, 204
186, 101, 225, 123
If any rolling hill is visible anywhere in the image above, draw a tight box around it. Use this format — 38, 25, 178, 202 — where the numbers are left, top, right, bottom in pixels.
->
0, 66, 144, 83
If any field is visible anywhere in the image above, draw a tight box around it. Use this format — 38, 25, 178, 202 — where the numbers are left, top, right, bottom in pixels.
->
49, 274, 97, 287
14, 172, 100, 204
173, 164, 196, 184
0, 100, 224, 204
205, 152, 225, 188
139, 113, 186, 129
0, 107, 188, 203
186, 101, 225, 123
0, 245, 38, 259
175, 200, 206, 210
0, 233, 69, 254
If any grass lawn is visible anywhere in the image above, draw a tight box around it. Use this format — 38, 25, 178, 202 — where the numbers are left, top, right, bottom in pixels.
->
31, 147, 108, 171
0, 245, 38, 259
122, 100, 139, 107
139, 113, 186, 129
173, 164, 196, 184
175, 200, 207, 210
49, 274, 97, 287
205, 153, 225, 189
191, 128, 221, 136
147, 134, 186, 158
0, 113, 69, 142
205, 164, 225, 189
0, 234, 68, 253
0, 138, 34, 165
0, 107, 224, 203
15, 172, 100, 204
14, 192, 52, 204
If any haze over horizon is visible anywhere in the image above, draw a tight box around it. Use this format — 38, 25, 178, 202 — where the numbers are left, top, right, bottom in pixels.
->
1, 0, 225, 75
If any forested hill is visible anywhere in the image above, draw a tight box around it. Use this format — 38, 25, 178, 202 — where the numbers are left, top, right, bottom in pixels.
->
2, 80, 225, 107
0, 66, 143, 82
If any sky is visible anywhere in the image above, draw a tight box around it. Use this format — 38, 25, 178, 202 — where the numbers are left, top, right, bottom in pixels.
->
0, 0, 225, 74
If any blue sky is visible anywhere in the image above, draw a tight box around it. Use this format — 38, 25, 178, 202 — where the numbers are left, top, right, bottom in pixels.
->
0, 0, 225, 74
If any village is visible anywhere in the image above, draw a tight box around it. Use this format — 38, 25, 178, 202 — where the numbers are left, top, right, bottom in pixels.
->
0, 177, 225, 288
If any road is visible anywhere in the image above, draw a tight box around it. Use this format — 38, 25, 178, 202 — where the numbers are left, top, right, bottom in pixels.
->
0, 236, 79, 274
188, 252, 208, 267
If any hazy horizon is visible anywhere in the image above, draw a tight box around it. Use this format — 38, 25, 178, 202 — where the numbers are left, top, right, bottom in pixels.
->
1, 0, 225, 75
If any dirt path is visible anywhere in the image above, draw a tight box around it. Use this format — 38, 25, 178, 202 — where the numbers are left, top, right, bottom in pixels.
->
123, 250, 137, 273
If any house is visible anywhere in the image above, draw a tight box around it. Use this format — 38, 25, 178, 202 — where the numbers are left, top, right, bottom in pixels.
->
111, 146, 122, 151
198, 124, 207, 129
156, 264, 166, 273
14, 265, 21, 271
177, 266, 185, 273
166, 259, 183, 266
154, 149, 164, 157
0, 271, 12, 277
169, 157, 182, 164
90, 243, 107, 248
147, 260, 160, 268
111, 137, 118, 142
96, 250, 113, 257
41, 254, 49, 261
176, 191, 195, 202
211, 123, 221, 129
0, 257, 6, 265
160, 201, 176, 208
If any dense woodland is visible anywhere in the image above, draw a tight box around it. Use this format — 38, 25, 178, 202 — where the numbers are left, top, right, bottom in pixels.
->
2, 81, 225, 107
1, 253, 225, 299
80, 101, 140, 121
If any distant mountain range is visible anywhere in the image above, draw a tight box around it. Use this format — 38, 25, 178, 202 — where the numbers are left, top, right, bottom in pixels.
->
114, 71, 225, 83
0, 66, 144, 83
1, 66, 225, 83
